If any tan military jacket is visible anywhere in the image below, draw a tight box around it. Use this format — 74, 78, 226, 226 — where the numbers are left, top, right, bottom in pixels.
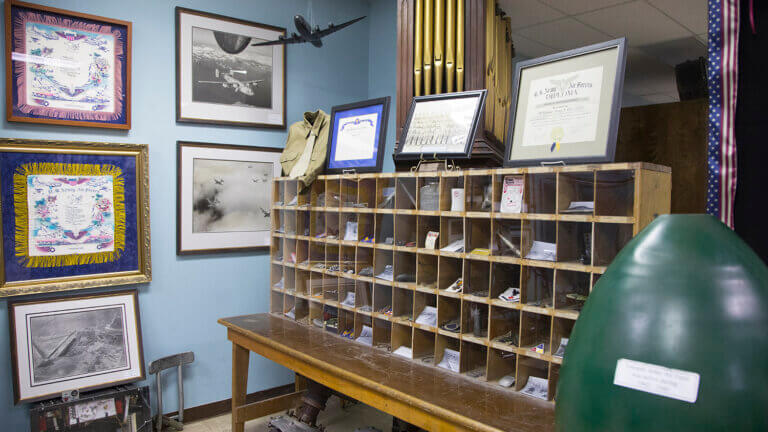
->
280, 110, 330, 188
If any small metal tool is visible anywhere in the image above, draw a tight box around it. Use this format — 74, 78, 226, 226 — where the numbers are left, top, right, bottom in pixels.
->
149, 351, 194, 431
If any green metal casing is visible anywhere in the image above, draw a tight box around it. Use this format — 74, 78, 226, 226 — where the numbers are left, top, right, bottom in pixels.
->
556, 214, 768, 431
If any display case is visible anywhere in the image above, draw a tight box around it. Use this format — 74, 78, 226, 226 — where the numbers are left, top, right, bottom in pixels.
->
270, 162, 671, 401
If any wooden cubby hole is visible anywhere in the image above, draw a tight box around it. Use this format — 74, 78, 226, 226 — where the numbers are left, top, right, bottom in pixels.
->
519, 312, 551, 355
522, 267, 554, 308
437, 256, 463, 293
373, 284, 392, 315
521, 220, 556, 260
439, 173, 464, 212
437, 296, 461, 334
464, 260, 491, 299
340, 213, 357, 241
439, 216, 464, 250
395, 177, 417, 210
413, 328, 436, 364
376, 177, 395, 209
394, 252, 417, 284
555, 270, 590, 313
417, 175, 440, 211
557, 171, 595, 214
395, 214, 417, 246
393, 287, 414, 321
461, 301, 489, 342
466, 173, 493, 213
414, 292, 437, 328
491, 262, 520, 299
358, 177, 376, 208
489, 306, 520, 348
325, 178, 341, 208
556, 222, 592, 265
416, 254, 437, 288
417, 215, 440, 249
375, 214, 394, 245
460, 341, 487, 378
466, 218, 491, 253
594, 223, 634, 266
435, 335, 461, 372
341, 178, 358, 207
524, 173, 556, 214
595, 170, 635, 216
373, 318, 392, 351
355, 282, 373, 310
392, 323, 413, 358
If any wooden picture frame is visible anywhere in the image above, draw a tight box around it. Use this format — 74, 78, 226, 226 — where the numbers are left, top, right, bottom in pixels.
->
504, 38, 627, 167
394, 90, 487, 161
175, 7, 286, 128
325, 96, 390, 174
5, 0, 131, 129
9, 289, 144, 404
0, 139, 151, 297
177, 141, 281, 255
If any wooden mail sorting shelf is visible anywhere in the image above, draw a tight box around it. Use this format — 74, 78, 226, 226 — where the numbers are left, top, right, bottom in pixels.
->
269, 162, 671, 402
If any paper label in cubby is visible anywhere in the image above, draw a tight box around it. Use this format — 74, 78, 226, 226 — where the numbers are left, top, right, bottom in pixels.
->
425, 231, 439, 249
437, 348, 460, 372
500, 176, 523, 213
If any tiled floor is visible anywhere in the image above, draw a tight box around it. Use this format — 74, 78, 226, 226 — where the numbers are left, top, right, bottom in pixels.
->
183, 396, 393, 432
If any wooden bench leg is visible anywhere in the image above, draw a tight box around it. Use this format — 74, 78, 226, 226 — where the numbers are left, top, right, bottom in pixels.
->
232, 342, 250, 432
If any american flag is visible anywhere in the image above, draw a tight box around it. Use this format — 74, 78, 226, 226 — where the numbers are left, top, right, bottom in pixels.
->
707, 0, 740, 228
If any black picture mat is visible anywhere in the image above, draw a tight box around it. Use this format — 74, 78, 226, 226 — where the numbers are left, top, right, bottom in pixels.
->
394, 90, 487, 161
503, 38, 627, 167
324, 96, 390, 174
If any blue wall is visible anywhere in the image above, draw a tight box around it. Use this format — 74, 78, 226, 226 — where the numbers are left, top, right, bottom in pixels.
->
0, 0, 398, 430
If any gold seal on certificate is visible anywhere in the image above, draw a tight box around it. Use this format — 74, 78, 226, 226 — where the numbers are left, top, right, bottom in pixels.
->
505, 39, 627, 167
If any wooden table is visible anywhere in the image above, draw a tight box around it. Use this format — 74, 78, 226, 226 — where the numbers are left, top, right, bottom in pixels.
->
219, 314, 555, 432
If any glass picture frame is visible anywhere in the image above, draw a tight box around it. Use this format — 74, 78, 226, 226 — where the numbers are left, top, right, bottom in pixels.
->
5, 0, 131, 129
176, 141, 281, 255
325, 96, 390, 174
504, 38, 627, 167
394, 90, 487, 161
0, 139, 151, 297
176, 7, 286, 128
8, 289, 144, 404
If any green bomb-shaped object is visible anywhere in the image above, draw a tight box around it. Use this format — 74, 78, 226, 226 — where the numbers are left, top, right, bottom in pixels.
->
556, 214, 768, 431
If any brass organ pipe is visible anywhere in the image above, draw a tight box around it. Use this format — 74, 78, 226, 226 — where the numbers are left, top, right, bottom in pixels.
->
414, 0, 424, 96
433, 0, 445, 94
445, 0, 456, 93
456, 0, 464, 91
423, 0, 434, 95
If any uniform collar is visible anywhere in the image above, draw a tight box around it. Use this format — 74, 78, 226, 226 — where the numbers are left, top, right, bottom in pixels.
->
303, 110, 327, 138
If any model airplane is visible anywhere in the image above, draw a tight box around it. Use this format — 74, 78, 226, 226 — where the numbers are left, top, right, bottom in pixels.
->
252, 15, 365, 48
197, 69, 263, 97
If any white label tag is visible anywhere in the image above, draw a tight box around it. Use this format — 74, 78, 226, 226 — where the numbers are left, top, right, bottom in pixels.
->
613, 358, 700, 403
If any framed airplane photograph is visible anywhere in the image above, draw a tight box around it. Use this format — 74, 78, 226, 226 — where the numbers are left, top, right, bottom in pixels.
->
176, 7, 286, 128
177, 141, 281, 255
8, 289, 144, 404
5, 1, 131, 129
325, 96, 390, 174
0, 139, 151, 297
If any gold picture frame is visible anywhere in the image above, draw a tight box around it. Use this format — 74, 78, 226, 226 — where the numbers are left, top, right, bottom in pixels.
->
0, 139, 151, 297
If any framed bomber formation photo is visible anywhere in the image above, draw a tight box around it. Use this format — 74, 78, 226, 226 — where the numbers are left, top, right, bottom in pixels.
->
8, 289, 144, 404
5, 0, 131, 129
177, 141, 281, 255
504, 38, 627, 167
325, 96, 390, 174
0, 139, 151, 297
176, 7, 286, 128
394, 90, 486, 161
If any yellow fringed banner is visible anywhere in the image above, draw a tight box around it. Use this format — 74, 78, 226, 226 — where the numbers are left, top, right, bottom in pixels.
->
13, 162, 126, 268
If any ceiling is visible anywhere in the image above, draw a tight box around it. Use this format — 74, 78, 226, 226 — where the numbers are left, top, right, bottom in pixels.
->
499, 0, 707, 106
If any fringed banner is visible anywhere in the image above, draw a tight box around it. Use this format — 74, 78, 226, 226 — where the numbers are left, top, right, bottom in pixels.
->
13, 162, 126, 268
707, 0, 740, 228
11, 7, 127, 123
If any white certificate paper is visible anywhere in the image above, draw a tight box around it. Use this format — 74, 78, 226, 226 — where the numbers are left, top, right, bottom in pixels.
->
521, 66, 604, 148
335, 113, 378, 161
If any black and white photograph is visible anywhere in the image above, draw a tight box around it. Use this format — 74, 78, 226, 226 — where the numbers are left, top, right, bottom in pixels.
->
192, 158, 272, 233
9, 290, 144, 403
191, 27, 273, 109
177, 7, 286, 127
178, 141, 282, 255
29, 307, 128, 384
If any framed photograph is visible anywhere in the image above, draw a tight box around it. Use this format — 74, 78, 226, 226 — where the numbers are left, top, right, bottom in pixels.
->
9, 289, 144, 404
5, 0, 131, 129
504, 38, 627, 167
176, 7, 286, 128
394, 90, 486, 161
177, 141, 281, 255
326, 96, 390, 174
0, 139, 151, 297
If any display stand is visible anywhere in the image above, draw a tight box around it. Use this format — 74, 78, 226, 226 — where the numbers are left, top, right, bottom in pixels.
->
269, 162, 671, 401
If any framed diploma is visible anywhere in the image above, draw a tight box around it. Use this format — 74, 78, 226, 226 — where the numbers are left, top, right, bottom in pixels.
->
325, 96, 390, 173
395, 90, 487, 161
5, 1, 131, 129
0, 139, 151, 297
504, 38, 627, 167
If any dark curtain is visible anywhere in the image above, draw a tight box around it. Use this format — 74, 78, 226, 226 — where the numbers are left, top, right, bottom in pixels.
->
735, 0, 768, 263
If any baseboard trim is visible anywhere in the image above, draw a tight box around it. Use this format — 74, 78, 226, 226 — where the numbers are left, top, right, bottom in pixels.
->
165, 383, 295, 423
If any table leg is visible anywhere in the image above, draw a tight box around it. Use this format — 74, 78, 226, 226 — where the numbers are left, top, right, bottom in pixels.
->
232, 342, 250, 432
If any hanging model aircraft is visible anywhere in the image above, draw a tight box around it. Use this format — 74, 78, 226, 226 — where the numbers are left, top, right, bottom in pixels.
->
251, 15, 366, 48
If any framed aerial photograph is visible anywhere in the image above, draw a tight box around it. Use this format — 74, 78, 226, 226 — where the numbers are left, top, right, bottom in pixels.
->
177, 141, 281, 255
504, 38, 627, 167
326, 96, 390, 174
176, 7, 286, 128
5, 1, 131, 129
0, 139, 151, 297
9, 289, 144, 404
394, 90, 486, 161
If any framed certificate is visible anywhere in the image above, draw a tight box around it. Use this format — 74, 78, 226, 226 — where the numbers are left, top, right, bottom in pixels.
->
325, 97, 390, 173
504, 38, 627, 167
395, 90, 486, 161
